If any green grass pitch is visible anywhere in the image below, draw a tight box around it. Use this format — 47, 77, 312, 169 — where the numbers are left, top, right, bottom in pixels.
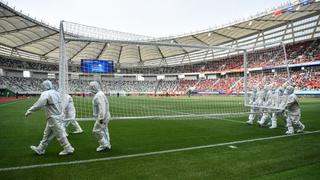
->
0, 96, 319, 179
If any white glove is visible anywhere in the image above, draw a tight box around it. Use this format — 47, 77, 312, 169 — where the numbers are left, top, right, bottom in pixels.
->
25, 110, 31, 117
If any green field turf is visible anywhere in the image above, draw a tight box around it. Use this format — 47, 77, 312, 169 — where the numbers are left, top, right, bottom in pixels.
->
73, 96, 247, 119
0, 96, 319, 179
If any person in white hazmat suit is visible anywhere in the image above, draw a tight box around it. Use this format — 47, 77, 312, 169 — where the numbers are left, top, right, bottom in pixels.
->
257, 84, 273, 126
284, 86, 305, 135
269, 87, 287, 129
63, 94, 83, 134
89, 81, 111, 152
25, 80, 74, 156
246, 85, 259, 125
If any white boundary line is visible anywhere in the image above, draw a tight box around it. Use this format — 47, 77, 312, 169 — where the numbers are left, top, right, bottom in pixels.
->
1, 129, 319, 172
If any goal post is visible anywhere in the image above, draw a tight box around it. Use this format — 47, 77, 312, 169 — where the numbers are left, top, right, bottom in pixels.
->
59, 20, 68, 111
60, 20, 287, 121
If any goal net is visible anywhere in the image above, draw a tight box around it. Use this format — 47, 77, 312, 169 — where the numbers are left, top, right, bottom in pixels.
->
58, 21, 289, 121
244, 42, 291, 111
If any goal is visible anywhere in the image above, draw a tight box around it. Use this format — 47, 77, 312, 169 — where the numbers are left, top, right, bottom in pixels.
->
58, 21, 289, 121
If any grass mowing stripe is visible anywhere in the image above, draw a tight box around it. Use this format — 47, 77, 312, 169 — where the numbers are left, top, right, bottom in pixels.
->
137, 105, 247, 124
1, 129, 319, 172
0, 99, 25, 107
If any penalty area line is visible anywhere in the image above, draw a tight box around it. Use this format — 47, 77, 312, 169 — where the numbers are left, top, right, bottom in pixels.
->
1, 130, 320, 172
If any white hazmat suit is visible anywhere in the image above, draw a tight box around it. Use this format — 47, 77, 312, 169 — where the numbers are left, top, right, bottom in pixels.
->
246, 85, 259, 125
89, 81, 111, 152
25, 80, 74, 156
257, 85, 273, 126
269, 87, 287, 129
63, 94, 83, 134
284, 86, 305, 135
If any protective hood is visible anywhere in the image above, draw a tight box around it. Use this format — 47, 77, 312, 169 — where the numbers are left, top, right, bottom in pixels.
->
42, 80, 54, 90
89, 81, 101, 94
252, 85, 258, 93
277, 87, 284, 96
286, 86, 295, 95
263, 84, 272, 93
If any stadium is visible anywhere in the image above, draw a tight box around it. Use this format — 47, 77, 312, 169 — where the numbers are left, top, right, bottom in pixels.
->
0, 0, 320, 179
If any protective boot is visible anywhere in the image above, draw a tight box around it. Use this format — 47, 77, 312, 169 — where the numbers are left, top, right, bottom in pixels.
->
246, 119, 253, 125
286, 127, 294, 135
59, 146, 74, 156
30, 145, 45, 155
296, 122, 305, 133
56, 134, 74, 156
72, 123, 83, 134
269, 117, 277, 129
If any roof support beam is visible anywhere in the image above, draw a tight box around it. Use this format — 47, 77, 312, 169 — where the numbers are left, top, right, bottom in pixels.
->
159, 58, 168, 66
96, 43, 108, 59
41, 40, 70, 56
281, 23, 291, 41
117, 46, 123, 63
157, 46, 165, 59
255, 19, 288, 23
216, 11, 320, 47
68, 42, 90, 61
254, 32, 262, 47
0, 41, 44, 56
0, 15, 17, 18
203, 49, 209, 61
172, 39, 188, 53
311, 15, 320, 38
212, 31, 235, 40
138, 46, 142, 62
262, 32, 266, 48
180, 54, 186, 64
14, 32, 58, 48
191, 35, 209, 46
290, 22, 295, 43
232, 25, 261, 32
0, 25, 38, 35
295, 10, 320, 13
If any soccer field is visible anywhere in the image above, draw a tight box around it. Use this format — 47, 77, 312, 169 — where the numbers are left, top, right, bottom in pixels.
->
0, 96, 320, 179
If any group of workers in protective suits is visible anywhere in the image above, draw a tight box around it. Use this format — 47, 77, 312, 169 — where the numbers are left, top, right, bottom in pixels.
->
246, 84, 305, 135
25, 80, 111, 155
24, 79, 305, 155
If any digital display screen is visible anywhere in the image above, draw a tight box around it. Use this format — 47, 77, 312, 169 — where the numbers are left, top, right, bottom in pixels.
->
81, 59, 114, 73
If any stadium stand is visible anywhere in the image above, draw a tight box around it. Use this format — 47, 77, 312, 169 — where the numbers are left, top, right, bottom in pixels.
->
1, 37, 320, 96
1, 39, 320, 76
2, 66, 318, 95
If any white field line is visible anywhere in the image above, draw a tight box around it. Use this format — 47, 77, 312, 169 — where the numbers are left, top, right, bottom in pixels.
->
0, 99, 25, 107
0, 129, 319, 172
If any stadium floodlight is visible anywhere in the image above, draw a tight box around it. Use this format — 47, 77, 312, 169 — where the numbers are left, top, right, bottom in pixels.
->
59, 21, 290, 121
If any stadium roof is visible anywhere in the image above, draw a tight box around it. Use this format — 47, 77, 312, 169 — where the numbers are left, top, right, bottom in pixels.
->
0, 1, 319, 67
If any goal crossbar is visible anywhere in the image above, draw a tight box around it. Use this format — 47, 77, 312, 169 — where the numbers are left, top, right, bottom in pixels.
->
74, 112, 249, 122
